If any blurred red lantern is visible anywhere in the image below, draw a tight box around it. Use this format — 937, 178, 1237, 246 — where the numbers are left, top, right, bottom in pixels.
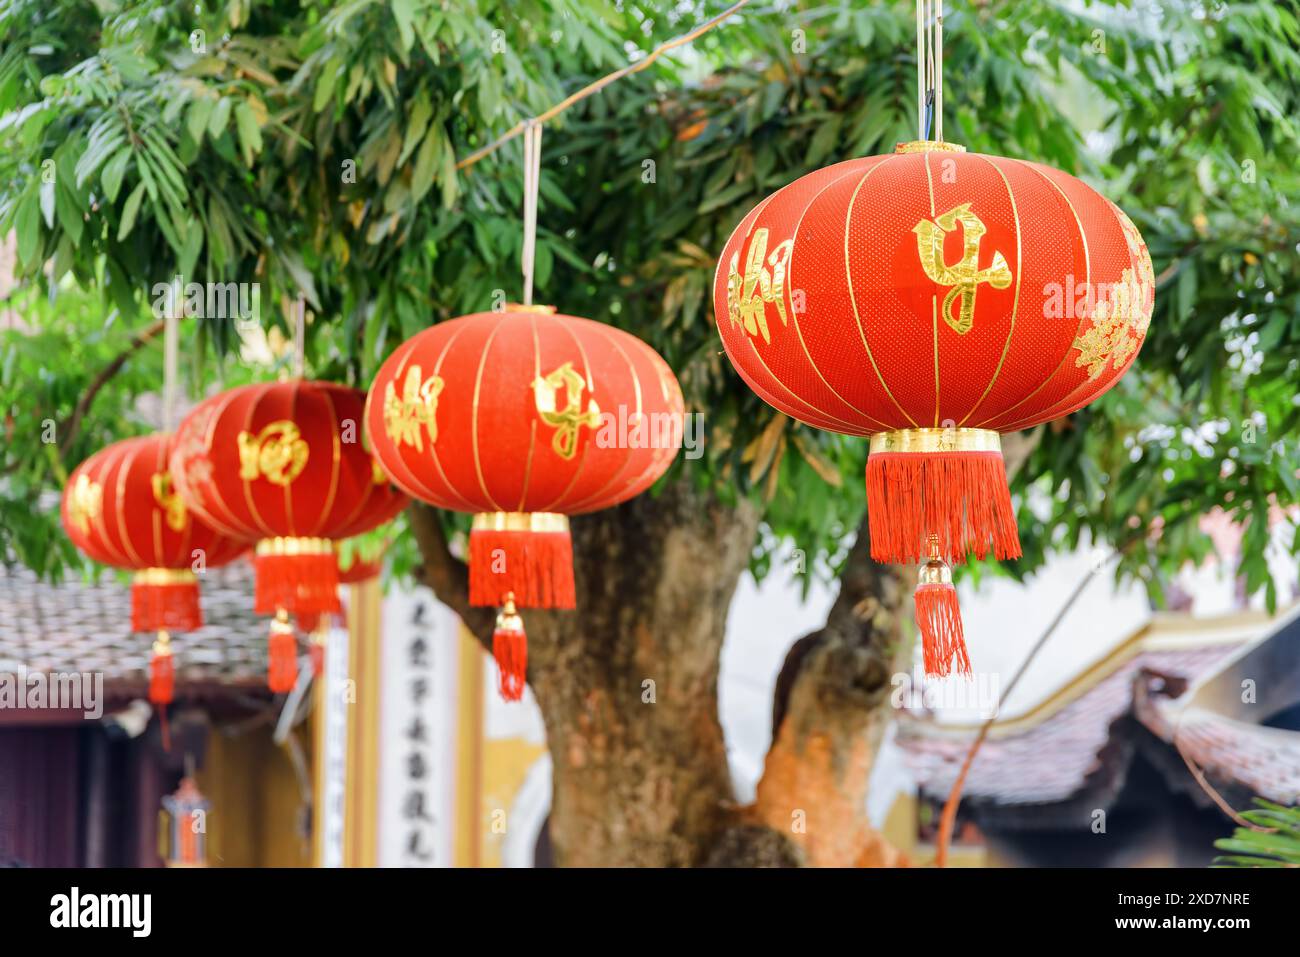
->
61, 433, 250, 720
366, 305, 683, 699
714, 140, 1154, 674
338, 549, 383, 584
301, 541, 387, 676
169, 380, 408, 691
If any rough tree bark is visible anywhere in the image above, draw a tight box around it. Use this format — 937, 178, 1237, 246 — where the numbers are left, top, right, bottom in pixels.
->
408, 428, 1044, 867
409, 476, 913, 867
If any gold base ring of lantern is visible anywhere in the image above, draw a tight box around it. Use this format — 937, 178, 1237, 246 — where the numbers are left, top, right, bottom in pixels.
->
470, 512, 571, 534
255, 536, 336, 557
132, 568, 200, 586
869, 427, 1001, 456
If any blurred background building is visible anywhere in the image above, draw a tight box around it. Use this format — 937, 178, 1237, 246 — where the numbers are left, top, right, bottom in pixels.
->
1, 508, 1296, 867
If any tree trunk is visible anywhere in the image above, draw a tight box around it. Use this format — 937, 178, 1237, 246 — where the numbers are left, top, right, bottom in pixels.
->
705, 517, 912, 867
410, 480, 759, 866
528, 482, 759, 866
408, 477, 912, 867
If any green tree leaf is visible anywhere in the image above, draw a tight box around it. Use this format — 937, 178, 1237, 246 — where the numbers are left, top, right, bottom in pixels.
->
116, 180, 146, 241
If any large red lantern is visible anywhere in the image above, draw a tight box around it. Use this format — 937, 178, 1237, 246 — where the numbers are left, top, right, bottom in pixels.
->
61, 433, 250, 718
714, 140, 1154, 674
366, 304, 684, 699
169, 380, 408, 691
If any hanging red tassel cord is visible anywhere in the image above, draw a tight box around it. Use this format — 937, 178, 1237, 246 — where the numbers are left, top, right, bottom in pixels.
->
295, 610, 327, 677
866, 429, 1020, 564
469, 512, 575, 609
492, 594, 528, 702
914, 558, 972, 678
149, 631, 175, 751
132, 569, 203, 632
254, 537, 341, 616
267, 610, 299, 693
307, 619, 329, 678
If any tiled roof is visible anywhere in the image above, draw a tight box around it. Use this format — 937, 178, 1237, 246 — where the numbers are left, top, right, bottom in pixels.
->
1136, 682, 1300, 807
894, 642, 1237, 806
0, 559, 270, 695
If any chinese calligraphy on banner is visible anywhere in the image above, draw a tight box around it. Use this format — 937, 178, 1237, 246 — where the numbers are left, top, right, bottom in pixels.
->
378, 584, 459, 867
317, 620, 350, 867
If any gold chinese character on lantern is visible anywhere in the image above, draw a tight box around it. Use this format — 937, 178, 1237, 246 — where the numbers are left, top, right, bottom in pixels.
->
237, 421, 309, 486
67, 473, 103, 535
151, 472, 188, 532
383, 365, 444, 452
1072, 267, 1151, 380
1072, 208, 1155, 380
726, 227, 794, 345
914, 203, 1012, 335
533, 361, 601, 460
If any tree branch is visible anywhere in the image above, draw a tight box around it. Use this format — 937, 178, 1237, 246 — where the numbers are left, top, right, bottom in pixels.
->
58, 315, 166, 455
758, 425, 1045, 865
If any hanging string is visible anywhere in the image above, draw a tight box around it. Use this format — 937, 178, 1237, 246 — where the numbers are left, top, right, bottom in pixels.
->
916, 2, 925, 140
162, 304, 179, 433
936, 0, 944, 141
520, 121, 543, 306
916, 0, 944, 141
455, 0, 752, 172
294, 294, 306, 379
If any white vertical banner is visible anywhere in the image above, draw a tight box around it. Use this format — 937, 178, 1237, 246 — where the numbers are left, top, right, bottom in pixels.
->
377, 583, 461, 867
317, 622, 351, 868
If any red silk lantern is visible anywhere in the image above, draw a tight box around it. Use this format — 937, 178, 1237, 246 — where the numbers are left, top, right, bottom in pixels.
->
169, 380, 408, 691
61, 433, 249, 721
714, 140, 1154, 674
366, 305, 683, 699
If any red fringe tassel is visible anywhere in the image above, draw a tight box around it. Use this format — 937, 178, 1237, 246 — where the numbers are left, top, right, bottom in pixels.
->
914, 582, 972, 678
469, 528, 576, 609
255, 552, 341, 616
132, 580, 202, 633
866, 451, 1020, 564
149, 641, 175, 753
493, 619, 528, 702
149, 649, 175, 706
268, 625, 299, 694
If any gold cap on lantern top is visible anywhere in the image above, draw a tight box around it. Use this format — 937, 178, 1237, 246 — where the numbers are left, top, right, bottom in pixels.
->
894, 140, 966, 154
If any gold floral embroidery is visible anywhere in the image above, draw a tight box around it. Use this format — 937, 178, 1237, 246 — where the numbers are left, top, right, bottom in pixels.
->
67, 473, 103, 535
914, 203, 1012, 334
726, 227, 794, 345
383, 365, 444, 451
1072, 208, 1155, 380
533, 361, 601, 460
151, 472, 188, 532
237, 421, 309, 486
